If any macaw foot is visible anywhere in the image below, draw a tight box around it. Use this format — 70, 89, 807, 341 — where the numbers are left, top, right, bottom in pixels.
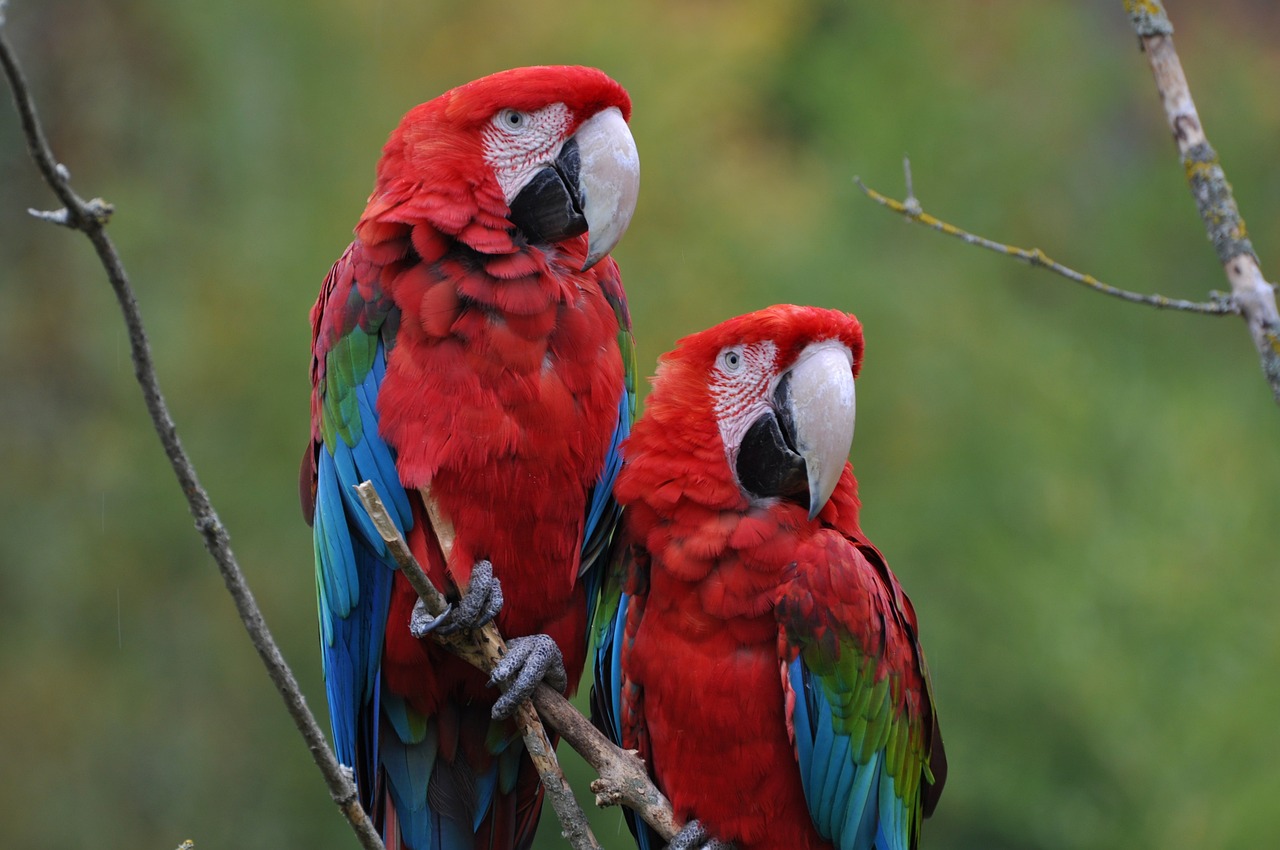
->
667, 820, 734, 850
409, 559, 503, 638
488, 634, 568, 720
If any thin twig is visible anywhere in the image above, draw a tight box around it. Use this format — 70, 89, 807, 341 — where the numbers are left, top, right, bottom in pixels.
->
855, 166, 1237, 316
355, 483, 683, 844
1122, 0, 1280, 404
901, 155, 921, 216
0, 21, 386, 850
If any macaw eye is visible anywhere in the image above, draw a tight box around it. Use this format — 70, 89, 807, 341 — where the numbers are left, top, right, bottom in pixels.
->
496, 109, 528, 130
719, 346, 744, 374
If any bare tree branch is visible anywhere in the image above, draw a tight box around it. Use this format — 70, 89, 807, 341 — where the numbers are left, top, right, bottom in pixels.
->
1121, 0, 1280, 403
856, 163, 1236, 316
2, 13, 676, 848
0, 19, 386, 850
859, 6, 1280, 406
355, 483, 683, 845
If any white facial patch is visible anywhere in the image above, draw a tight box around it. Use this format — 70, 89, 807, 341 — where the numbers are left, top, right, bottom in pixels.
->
481, 102, 573, 204
708, 340, 778, 464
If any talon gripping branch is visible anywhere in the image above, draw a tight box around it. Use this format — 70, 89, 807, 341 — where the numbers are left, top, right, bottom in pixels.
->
301, 66, 639, 850
594, 305, 946, 850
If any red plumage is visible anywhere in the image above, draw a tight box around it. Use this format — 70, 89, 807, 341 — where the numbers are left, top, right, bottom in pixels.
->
306, 66, 638, 850
608, 305, 943, 850
376, 68, 630, 652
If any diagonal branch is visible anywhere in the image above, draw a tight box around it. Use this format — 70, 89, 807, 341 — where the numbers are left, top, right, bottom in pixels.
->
355, 483, 683, 845
856, 161, 1236, 316
1121, 0, 1280, 404
2, 15, 676, 848
0, 20, 386, 850
357, 483, 602, 850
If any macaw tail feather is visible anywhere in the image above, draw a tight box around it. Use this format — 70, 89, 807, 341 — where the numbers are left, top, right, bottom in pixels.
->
375, 693, 544, 850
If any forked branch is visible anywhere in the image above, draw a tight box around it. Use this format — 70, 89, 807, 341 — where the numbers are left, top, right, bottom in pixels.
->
856, 160, 1236, 316
859, 2, 1280, 407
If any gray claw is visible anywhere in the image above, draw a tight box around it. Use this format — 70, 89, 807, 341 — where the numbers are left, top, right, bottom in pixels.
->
668, 820, 733, 850
409, 599, 454, 637
488, 634, 568, 720
441, 560, 503, 635
408, 560, 503, 638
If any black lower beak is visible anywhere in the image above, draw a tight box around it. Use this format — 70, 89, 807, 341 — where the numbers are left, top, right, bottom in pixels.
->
735, 345, 856, 520
736, 405, 809, 511
508, 138, 587, 245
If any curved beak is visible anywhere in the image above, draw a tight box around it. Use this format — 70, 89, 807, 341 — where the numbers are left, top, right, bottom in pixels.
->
506, 106, 640, 270
735, 342, 856, 520
574, 107, 640, 270
785, 342, 856, 519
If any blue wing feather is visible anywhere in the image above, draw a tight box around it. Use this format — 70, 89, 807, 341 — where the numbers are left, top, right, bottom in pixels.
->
786, 657, 912, 850
608, 592, 628, 744
580, 380, 633, 641
841, 750, 881, 850
319, 333, 523, 849
315, 240, 646, 850
583, 393, 630, 557
592, 590, 629, 747
317, 450, 357, 616
824, 732, 856, 837
789, 658, 817, 803
591, 586, 662, 850
315, 337, 412, 809
333, 440, 386, 559
379, 691, 440, 849
581, 289, 636, 636
355, 385, 412, 524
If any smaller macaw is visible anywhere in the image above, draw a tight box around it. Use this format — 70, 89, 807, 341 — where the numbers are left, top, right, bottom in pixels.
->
593, 304, 946, 850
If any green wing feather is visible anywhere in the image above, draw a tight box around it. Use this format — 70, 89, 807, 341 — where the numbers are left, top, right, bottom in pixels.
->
778, 534, 944, 850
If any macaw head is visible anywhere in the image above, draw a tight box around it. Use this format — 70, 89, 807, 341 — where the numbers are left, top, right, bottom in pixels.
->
629, 305, 864, 521
357, 65, 639, 270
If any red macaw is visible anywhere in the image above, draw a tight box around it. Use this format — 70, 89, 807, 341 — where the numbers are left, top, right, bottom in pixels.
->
301, 66, 639, 850
593, 305, 946, 850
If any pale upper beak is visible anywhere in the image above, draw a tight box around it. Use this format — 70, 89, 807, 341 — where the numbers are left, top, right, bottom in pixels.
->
784, 342, 856, 520
574, 107, 640, 270
734, 341, 856, 521
505, 106, 640, 270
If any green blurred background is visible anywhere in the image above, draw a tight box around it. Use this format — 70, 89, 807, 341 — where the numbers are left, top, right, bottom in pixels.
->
2, 1, 1278, 847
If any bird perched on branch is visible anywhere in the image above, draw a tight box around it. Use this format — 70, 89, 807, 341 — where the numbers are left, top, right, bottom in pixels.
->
301, 66, 639, 850
594, 305, 946, 850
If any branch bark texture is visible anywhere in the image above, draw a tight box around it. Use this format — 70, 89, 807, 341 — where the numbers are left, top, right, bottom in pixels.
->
355, 484, 682, 845
860, 6, 1280, 406
2, 15, 676, 848
1123, 0, 1280, 403
0, 21, 386, 850
356, 484, 602, 850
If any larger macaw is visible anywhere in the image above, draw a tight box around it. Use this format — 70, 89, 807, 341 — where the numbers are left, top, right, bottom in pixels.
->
301, 66, 639, 850
593, 305, 946, 850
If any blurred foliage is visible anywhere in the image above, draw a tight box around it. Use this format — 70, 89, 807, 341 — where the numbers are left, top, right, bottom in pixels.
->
1, 0, 1278, 848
